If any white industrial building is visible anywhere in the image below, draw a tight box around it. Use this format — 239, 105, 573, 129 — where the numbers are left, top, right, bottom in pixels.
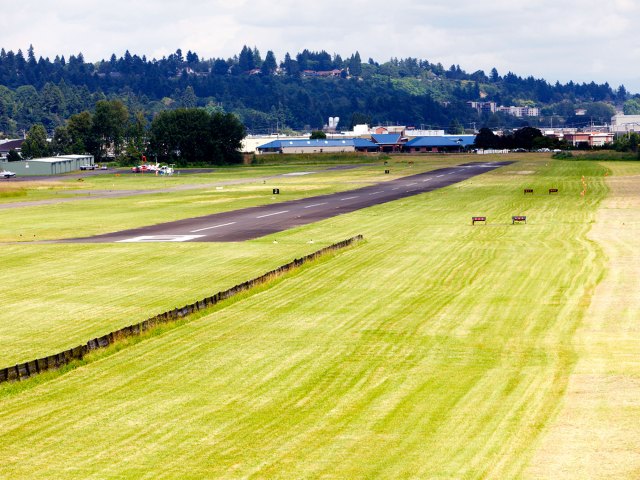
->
611, 114, 640, 134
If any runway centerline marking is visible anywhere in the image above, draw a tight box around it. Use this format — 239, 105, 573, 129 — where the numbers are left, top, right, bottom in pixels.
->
256, 210, 288, 219
341, 196, 359, 200
118, 235, 205, 243
191, 222, 237, 233
304, 202, 328, 209
368, 191, 383, 195
406, 182, 417, 186
436, 174, 445, 178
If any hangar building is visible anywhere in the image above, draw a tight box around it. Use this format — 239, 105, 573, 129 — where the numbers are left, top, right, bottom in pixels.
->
0, 154, 94, 176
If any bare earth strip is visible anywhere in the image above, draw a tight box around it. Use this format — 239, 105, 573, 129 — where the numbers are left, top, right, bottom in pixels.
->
527, 167, 640, 478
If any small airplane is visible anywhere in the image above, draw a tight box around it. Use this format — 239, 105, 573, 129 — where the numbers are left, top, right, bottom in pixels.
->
1, 170, 16, 178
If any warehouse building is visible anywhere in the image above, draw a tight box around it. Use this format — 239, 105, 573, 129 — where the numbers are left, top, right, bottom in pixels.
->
0, 154, 94, 176
257, 138, 378, 154
404, 135, 476, 153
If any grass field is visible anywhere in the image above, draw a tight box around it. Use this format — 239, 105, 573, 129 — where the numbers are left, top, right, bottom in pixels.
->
0, 154, 637, 478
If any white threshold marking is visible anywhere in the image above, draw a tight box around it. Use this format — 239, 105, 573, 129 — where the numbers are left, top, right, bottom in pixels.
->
341, 196, 359, 200
282, 171, 315, 176
304, 202, 328, 209
191, 222, 236, 233
118, 235, 205, 243
256, 210, 288, 219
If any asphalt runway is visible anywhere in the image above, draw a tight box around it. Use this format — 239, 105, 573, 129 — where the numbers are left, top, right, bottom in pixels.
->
67, 161, 512, 243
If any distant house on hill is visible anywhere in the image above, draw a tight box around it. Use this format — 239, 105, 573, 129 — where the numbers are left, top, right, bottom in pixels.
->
0, 139, 25, 158
301, 69, 343, 78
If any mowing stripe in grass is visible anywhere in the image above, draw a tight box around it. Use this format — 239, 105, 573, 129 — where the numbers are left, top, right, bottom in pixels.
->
0, 235, 363, 385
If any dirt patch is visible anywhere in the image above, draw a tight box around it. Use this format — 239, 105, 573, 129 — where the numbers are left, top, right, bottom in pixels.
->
527, 171, 640, 478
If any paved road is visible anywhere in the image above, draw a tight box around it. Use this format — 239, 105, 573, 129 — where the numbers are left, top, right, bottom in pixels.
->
65, 161, 512, 243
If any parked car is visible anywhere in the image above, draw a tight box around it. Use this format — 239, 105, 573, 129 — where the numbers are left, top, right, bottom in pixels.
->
79, 164, 96, 170
1, 170, 16, 178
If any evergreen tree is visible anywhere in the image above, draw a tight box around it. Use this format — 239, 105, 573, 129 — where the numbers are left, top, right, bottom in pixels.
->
349, 52, 362, 77
261, 51, 277, 75
238, 46, 254, 72
283, 53, 299, 76
181, 86, 197, 108
213, 58, 230, 75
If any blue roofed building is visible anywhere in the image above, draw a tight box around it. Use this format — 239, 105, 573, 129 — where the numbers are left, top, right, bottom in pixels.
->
371, 134, 404, 153
257, 138, 378, 155
404, 135, 476, 153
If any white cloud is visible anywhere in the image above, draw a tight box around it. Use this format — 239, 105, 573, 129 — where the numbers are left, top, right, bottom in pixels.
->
1, 0, 639, 91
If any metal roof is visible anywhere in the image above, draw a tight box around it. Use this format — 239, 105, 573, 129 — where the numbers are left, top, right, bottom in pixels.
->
27, 157, 76, 164
405, 135, 476, 148
57, 154, 92, 159
351, 138, 378, 148
258, 138, 377, 149
0, 139, 24, 151
371, 134, 402, 145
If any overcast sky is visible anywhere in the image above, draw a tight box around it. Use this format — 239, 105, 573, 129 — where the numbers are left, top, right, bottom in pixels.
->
1, 0, 639, 92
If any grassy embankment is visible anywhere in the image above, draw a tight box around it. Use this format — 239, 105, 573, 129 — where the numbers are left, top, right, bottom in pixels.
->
0, 156, 613, 478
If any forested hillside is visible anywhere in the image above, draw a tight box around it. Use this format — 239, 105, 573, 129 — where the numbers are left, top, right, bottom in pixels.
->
0, 45, 635, 136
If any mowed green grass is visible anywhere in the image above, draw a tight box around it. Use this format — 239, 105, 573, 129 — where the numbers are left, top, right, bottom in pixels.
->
0, 156, 609, 478
0, 157, 461, 366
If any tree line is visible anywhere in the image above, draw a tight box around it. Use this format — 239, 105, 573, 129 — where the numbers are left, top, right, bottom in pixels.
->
20, 99, 245, 166
0, 44, 635, 138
